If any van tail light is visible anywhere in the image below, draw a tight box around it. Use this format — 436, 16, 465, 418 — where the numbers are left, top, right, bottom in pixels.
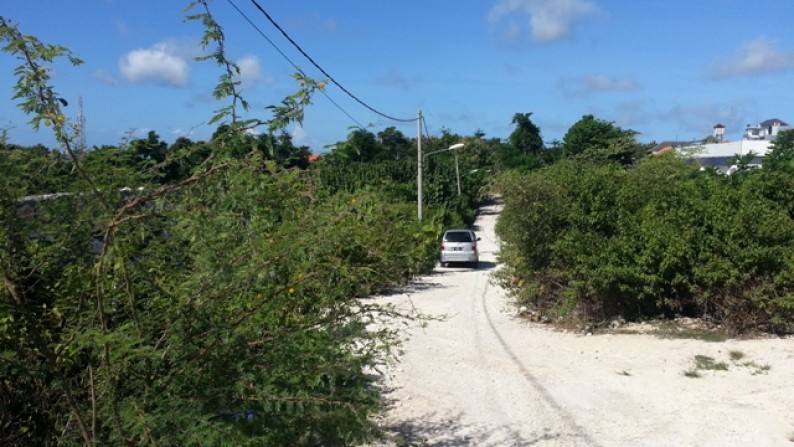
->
472, 244, 477, 252
440, 244, 445, 251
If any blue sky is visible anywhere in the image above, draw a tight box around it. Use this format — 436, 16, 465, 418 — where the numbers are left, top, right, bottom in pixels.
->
2, 0, 794, 153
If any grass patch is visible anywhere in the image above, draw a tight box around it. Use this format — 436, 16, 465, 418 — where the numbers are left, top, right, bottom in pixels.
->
609, 319, 730, 342
684, 351, 772, 378
683, 368, 701, 378
683, 355, 726, 378
693, 355, 729, 371
727, 350, 771, 375
728, 350, 745, 361
739, 360, 771, 376
655, 321, 729, 342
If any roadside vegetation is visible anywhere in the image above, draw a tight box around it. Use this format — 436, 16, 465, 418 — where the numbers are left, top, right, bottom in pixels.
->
0, 6, 494, 446
683, 351, 771, 378
495, 114, 794, 335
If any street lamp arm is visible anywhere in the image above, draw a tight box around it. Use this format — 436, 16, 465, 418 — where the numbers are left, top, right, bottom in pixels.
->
418, 141, 464, 221
424, 143, 464, 158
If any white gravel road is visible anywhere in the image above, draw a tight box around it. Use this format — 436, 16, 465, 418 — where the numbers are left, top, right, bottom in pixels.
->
374, 198, 794, 446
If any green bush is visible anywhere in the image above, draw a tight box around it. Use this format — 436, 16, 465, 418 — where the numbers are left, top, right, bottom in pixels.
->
1, 159, 445, 445
496, 154, 794, 333
0, 11, 449, 445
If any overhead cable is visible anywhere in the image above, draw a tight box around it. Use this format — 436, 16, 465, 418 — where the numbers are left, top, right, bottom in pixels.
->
224, 0, 367, 129
244, 0, 418, 123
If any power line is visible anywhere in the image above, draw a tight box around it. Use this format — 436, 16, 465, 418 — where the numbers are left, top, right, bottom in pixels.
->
223, 0, 367, 129
243, 0, 418, 124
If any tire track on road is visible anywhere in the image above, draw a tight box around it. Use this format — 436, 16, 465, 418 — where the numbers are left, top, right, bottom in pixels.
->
480, 276, 601, 447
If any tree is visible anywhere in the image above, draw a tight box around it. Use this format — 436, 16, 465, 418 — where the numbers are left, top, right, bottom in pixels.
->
764, 129, 794, 172
377, 126, 412, 160
130, 131, 167, 165
0, 144, 72, 194
561, 114, 636, 157
509, 112, 543, 156
257, 131, 311, 169
327, 128, 381, 162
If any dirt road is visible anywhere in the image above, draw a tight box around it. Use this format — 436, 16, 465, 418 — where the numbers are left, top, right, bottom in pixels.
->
375, 198, 794, 446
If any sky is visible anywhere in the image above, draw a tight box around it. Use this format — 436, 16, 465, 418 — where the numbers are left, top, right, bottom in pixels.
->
2, 0, 794, 153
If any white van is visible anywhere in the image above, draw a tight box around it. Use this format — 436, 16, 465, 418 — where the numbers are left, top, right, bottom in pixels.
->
439, 229, 479, 268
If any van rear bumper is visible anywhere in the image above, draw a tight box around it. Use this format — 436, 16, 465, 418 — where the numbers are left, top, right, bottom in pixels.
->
440, 251, 478, 263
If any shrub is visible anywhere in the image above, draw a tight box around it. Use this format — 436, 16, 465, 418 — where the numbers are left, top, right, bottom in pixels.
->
496, 154, 794, 333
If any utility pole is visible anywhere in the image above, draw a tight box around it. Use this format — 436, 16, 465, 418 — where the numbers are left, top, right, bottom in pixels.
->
77, 96, 87, 150
417, 110, 423, 221
455, 153, 461, 196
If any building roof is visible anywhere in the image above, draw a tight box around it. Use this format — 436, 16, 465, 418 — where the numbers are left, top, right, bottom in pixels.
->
759, 118, 789, 127
648, 141, 692, 154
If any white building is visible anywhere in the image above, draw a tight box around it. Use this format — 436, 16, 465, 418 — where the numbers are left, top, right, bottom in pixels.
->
744, 118, 790, 141
674, 119, 789, 173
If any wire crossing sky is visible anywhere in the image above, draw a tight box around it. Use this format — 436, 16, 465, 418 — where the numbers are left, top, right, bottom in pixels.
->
240, 0, 417, 124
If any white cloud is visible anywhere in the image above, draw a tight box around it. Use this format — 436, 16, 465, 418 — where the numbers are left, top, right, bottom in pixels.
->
488, 0, 600, 43
119, 41, 190, 87
710, 38, 794, 80
559, 74, 639, 97
291, 126, 307, 144
236, 55, 274, 90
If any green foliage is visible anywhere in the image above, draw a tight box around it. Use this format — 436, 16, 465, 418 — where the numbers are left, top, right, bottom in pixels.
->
0, 144, 74, 195
0, 16, 83, 134
764, 129, 794, 172
496, 152, 794, 333
377, 126, 413, 160
2, 162, 437, 445
318, 139, 487, 229
324, 127, 415, 164
509, 112, 543, 156
561, 114, 638, 160
331, 128, 382, 162
0, 6, 452, 446
683, 352, 770, 377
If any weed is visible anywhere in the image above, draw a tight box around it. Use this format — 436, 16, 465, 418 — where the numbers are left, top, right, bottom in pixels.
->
740, 361, 771, 375
693, 355, 729, 371
685, 352, 772, 378
654, 321, 729, 342
683, 368, 701, 378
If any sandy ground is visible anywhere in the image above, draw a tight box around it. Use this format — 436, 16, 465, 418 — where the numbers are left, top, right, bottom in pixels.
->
373, 198, 794, 446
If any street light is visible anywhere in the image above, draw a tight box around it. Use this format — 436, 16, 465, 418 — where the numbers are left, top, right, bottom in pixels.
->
418, 142, 464, 221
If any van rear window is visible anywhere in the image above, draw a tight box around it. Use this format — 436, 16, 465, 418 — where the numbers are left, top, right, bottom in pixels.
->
444, 231, 472, 242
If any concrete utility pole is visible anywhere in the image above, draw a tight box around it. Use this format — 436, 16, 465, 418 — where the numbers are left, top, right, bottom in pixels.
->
77, 96, 87, 151
455, 153, 461, 196
417, 110, 423, 221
